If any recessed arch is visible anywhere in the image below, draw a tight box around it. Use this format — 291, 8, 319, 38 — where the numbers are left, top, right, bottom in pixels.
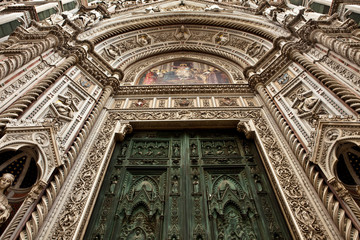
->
81, 12, 288, 44
121, 52, 246, 85
89, 20, 278, 77
0, 147, 39, 201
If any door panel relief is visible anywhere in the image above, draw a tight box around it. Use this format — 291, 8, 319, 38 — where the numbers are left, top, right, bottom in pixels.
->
85, 130, 291, 240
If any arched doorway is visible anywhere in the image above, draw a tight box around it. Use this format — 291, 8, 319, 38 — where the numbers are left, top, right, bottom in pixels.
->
85, 129, 291, 239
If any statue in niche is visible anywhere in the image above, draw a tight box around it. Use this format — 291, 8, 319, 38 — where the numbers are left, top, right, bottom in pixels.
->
254, 174, 263, 192
193, 175, 200, 193
0, 173, 15, 225
105, 44, 120, 59
54, 97, 74, 118
109, 171, 120, 194
216, 206, 256, 240
191, 143, 197, 155
127, 228, 146, 240
121, 144, 128, 156
295, 94, 319, 114
174, 25, 191, 41
173, 144, 180, 156
171, 176, 179, 194
243, 143, 251, 155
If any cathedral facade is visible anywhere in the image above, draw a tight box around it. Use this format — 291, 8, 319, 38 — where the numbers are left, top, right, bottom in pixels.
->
0, 0, 359, 239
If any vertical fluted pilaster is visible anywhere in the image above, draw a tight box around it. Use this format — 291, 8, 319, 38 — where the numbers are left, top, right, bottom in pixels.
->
256, 83, 308, 164
66, 85, 113, 164
0, 55, 77, 130
0, 34, 58, 81
289, 49, 360, 114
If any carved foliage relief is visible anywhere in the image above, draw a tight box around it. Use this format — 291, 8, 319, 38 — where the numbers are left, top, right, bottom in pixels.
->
85, 129, 290, 239
96, 25, 271, 70
50, 109, 330, 239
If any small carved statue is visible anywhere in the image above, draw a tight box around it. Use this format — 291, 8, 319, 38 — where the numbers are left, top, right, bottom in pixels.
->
171, 176, 179, 194
121, 144, 128, 156
0, 173, 15, 225
109, 175, 118, 194
296, 95, 318, 114
54, 98, 74, 118
193, 176, 199, 193
191, 143, 197, 155
173, 144, 180, 156
174, 25, 190, 41
254, 174, 263, 192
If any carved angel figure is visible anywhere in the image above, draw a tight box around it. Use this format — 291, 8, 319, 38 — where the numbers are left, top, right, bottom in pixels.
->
0, 173, 15, 225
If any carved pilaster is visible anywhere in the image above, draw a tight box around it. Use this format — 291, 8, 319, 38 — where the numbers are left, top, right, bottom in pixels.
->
288, 48, 360, 114
66, 85, 113, 164
256, 83, 360, 239
311, 30, 360, 66
0, 32, 59, 81
256, 83, 308, 163
16, 84, 114, 240
0, 55, 78, 131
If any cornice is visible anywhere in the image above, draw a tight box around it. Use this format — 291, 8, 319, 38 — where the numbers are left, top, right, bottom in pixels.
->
248, 55, 290, 89
114, 84, 253, 95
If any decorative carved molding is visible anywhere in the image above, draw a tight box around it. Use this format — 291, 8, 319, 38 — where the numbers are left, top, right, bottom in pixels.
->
257, 82, 360, 239
0, 55, 78, 131
310, 120, 360, 225
15, 86, 113, 240
46, 109, 333, 239
289, 48, 360, 114
114, 84, 252, 95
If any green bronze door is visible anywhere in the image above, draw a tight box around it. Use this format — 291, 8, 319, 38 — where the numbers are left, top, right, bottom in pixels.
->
85, 130, 291, 240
